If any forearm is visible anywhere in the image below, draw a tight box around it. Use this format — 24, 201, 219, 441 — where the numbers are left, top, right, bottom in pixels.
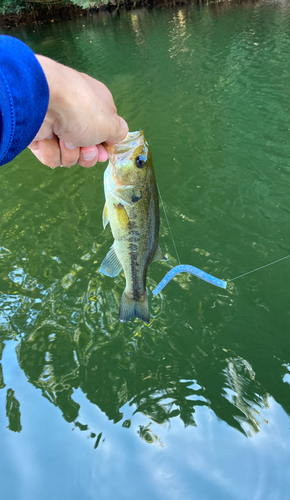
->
33, 55, 79, 142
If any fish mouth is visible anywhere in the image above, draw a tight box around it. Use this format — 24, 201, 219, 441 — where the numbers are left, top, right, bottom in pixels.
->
104, 130, 145, 164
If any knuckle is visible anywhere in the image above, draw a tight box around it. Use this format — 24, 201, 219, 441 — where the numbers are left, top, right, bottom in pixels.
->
47, 161, 60, 168
79, 160, 96, 168
60, 144, 79, 167
61, 154, 78, 168
39, 139, 60, 168
40, 155, 59, 168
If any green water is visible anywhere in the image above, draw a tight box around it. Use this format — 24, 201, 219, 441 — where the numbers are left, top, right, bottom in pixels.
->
1, 1, 290, 498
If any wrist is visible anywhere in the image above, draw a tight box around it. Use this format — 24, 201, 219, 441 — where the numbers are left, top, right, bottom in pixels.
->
35, 55, 75, 137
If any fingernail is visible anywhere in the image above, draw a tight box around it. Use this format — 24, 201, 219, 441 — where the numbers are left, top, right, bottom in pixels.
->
64, 142, 76, 150
47, 133, 54, 140
83, 152, 97, 162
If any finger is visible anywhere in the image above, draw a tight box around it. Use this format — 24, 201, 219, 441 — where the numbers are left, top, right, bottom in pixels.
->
97, 144, 108, 162
29, 147, 42, 163
78, 146, 98, 168
59, 140, 80, 167
37, 135, 61, 168
28, 140, 39, 151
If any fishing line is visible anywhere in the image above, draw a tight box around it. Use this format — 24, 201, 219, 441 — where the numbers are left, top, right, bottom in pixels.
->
230, 253, 290, 281
155, 185, 226, 293
156, 185, 290, 294
157, 184, 181, 265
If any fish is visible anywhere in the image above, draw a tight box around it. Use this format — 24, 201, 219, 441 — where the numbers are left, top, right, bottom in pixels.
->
100, 130, 165, 324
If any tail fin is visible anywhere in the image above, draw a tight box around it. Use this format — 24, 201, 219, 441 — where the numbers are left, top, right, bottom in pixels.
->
119, 290, 150, 324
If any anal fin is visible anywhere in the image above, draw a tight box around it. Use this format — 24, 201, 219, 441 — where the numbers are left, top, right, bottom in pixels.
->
100, 245, 122, 277
152, 243, 167, 262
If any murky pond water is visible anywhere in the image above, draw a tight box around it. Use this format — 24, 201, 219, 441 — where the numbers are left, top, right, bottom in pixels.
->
1, 1, 290, 498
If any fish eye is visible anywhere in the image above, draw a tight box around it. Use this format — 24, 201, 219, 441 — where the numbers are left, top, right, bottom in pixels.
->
135, 155, 146, 169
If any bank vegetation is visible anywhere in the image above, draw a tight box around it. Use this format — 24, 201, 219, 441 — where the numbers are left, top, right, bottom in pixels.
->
0, 0, 249, 26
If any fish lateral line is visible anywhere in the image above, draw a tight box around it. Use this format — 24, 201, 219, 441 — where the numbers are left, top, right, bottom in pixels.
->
152, 264, 227, 296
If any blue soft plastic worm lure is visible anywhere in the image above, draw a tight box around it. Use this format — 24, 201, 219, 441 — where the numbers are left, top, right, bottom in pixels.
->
152, 264, 227, 296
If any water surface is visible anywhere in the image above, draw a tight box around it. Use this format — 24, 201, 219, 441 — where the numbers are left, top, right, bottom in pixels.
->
1, 2, 290, 498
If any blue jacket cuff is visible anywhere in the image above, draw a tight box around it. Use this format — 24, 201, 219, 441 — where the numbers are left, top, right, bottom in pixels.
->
0, 35, 49, 166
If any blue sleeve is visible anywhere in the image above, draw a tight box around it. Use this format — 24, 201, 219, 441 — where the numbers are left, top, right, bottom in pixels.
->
0, 35, 49, 166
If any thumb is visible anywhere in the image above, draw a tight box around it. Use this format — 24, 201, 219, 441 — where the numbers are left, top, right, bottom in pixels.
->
104, 116, 129, 145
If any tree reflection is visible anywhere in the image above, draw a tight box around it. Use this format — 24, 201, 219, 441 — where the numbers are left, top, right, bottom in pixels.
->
138, 423, 164, 446
0, 275, 287, 442
6, 389, 22, 433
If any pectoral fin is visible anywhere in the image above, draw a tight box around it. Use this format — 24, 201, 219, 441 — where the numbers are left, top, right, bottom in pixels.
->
152, 243, 167, 262
100, 245, 122, 277
102, 202, 109, 229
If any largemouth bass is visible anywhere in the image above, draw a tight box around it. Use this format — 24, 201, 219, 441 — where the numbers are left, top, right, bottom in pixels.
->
100, 130, 165, 324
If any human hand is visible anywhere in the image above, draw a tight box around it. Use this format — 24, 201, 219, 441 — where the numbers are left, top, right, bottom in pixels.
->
28, 55, 128, 168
